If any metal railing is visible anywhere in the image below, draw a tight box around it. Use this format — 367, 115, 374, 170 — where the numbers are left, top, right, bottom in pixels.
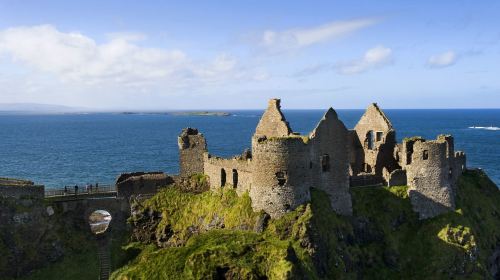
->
44, 184, 116, 197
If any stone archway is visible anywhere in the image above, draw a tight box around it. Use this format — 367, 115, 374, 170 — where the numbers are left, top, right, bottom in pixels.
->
88, 209, 112, 235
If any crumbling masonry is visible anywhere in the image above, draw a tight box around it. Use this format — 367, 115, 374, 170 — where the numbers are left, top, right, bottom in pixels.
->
178, 99, 466, 219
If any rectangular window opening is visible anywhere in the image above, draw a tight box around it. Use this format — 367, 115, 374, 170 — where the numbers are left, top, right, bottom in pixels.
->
321, 154, 330, 172
423, 150, 429, 160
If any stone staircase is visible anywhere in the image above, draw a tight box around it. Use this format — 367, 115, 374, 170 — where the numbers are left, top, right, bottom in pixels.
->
97, 236, 111, 280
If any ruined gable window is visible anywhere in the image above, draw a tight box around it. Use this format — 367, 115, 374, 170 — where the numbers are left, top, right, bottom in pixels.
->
376, 131, 383, 142
406, 152, 412, 165
220, 169, 226, 187
232, 169, 238, 188
276, 171, 287, 186
423, 150, 429, 160
321, 154, 330, 172
366, 131, 374, 150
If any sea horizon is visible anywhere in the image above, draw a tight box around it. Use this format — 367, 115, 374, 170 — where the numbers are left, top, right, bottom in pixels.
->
1, 108, 498, 188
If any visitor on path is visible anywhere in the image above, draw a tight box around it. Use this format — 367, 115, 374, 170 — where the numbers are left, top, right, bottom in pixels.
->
85, 183, 90, 193
95, 183, 99, 193
64, 186, 67, 196
89, 184, 93, 193
74, 185, 78, 195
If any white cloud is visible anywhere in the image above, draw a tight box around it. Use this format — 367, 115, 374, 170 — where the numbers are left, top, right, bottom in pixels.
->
0, 25, 253, 88
260, 18, 380, 52
336, 45, 393, 75
427, 51, 457, 68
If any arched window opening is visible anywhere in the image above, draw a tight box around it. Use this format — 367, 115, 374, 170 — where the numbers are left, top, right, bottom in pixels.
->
88, 210, 112, 235
232, 169, 238, 188
221, 169, 226, 187
321, 154, 330, 172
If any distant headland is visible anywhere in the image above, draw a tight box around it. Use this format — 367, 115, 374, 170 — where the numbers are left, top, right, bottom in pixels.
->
121, 111, 231, 117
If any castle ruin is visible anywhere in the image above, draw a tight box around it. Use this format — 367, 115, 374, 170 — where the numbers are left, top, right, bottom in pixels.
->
178, 99, 466, 219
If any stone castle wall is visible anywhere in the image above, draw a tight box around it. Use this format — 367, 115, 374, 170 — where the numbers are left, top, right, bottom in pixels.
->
177, 98, 467, 220
384, 168, 407, 187
0, 178, 44, 199
308, 109, 352, 215
178, 128, 207, 177
352, 104, 399, 177
115, 172, 173, 198
254, 99, 292, 137
203, 153, 252, 195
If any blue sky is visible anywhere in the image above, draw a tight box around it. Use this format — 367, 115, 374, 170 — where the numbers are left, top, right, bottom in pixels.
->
0, 0, 499, 109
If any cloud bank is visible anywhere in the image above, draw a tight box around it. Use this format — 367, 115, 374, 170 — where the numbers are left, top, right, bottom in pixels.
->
0, 25, 248, 88
336, 45, 393, 75
260, 17, 380, 52
427, 51, 457, 68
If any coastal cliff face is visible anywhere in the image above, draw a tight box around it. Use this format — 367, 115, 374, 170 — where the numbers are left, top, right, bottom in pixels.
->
112, 170, 500, 279
0, 194, 63, 278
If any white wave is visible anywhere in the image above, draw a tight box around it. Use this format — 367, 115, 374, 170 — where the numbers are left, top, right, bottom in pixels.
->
468, 126, 500, 131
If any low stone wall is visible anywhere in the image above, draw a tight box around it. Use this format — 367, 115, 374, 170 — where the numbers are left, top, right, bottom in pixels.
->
203, 154, 252, 195
0, 178, 44, 199
350, 174, 383, 187
387, 169, 407, 187
115, 172, 173, 199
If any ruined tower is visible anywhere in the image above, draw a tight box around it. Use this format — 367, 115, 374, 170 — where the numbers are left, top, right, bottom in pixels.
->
178, 128, 207, 177
402, 137, 455, 219
249, 99, 352, 217
250, 99, 310, 217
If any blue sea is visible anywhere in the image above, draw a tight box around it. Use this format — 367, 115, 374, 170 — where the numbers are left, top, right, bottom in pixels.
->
0, 109, 499, 188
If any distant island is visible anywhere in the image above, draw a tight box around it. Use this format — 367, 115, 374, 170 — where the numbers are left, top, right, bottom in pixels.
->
121, 111, 231, 117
